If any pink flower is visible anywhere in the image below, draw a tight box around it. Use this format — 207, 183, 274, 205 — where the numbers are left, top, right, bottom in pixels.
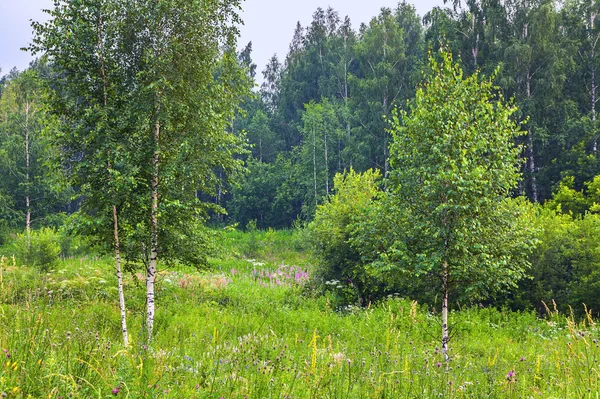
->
506, 370, 516, 381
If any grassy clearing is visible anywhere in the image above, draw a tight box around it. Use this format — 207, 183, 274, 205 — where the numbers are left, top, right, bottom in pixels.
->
0, 230, 599, 398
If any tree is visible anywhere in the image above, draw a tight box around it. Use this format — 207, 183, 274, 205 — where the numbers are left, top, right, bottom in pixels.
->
30, 0, 143, 346
299, 99, 343, 215
31, 0, 248, 341
350, 7, 411, 175
500, 0, 568, 202
388, 51, 538, 358
260, 55, 282, 115
0, 67, 68, 247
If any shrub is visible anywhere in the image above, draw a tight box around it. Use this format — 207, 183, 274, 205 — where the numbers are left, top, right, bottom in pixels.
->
11, 227, 61, 271
308, 168, 384, 306
518, 208, 600, 314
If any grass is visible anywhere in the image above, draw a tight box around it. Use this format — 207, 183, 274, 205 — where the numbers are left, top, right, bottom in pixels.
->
0, 230, 599, 398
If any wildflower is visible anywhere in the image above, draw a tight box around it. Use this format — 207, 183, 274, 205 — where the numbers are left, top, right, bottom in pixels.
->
520, 357, 525, 362
436, 362, 442, 368
111, 387, 120, 395
506, 370, 516, 382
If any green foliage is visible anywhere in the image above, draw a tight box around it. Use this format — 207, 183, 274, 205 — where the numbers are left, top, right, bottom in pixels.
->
30, 0, 249, 269
0, 67, 68, 231
519, 206, 600, 313
8, 227, 61, 271
2, 238, 600, 397
299, 99, 344, 215
309, 168, 382, 306
546, 174, 600, 215
229, 155, 303, 229
388, 50, 538, 302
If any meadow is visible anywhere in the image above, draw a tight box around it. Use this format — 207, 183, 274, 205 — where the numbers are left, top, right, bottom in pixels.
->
0, 229, 599, 398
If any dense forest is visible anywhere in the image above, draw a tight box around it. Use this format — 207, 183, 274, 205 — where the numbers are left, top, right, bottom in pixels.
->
225, 0, 600, 228
2, 0, 600, 316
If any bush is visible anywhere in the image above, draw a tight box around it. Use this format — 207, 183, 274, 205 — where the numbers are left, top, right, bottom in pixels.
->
10, 227, 61, 271
308, 168, 385, 307
517, 208, 600, 315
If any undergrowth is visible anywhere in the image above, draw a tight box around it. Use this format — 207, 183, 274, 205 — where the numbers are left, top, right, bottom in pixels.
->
0, 230, 598, 398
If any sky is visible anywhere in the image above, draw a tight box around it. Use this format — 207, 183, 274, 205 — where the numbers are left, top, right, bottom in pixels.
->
0, 0, 446, 81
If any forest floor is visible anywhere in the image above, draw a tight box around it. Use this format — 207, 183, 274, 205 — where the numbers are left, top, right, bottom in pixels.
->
0, 229, 598, 398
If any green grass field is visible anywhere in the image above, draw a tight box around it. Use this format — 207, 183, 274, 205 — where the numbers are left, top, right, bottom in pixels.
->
0, 230, 599, 398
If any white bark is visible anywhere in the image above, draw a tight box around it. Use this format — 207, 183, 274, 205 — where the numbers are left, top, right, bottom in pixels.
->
113, 205, 128, 346
98, 12, 129, 346
441, 259, 449, 361
324, 129, 329, 195
24, 101, 31, 252
313, 125, 318, 208
147, 119, 160, 341
526, 76, 538, 203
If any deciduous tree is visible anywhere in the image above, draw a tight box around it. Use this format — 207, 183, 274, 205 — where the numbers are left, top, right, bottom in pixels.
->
388, 51, 538, 358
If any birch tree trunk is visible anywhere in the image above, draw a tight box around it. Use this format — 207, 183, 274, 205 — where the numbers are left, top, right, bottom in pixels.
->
147, 118, 160, 341
441, 259, 450, 361
324, 130, 329, 195
526, 76, 538, 203
98, 13, 129, 346
313, 126, 318, 208
24, 101, 31, 253
590, 5, 598, 154
113, 205, 128, 346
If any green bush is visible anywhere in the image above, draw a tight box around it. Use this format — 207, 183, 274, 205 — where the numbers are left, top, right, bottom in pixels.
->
11, 227, 61, 271
308, 168, 385, 307
518, 207, 600, 314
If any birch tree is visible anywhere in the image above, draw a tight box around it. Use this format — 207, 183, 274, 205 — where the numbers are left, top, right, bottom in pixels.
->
388, 51, 538, 359
31, 0, 248, 341
0, 68, 65, 243
30, 0, 138, 346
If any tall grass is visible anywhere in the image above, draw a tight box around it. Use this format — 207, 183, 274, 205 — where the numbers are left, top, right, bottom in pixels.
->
0, 231, 599, 398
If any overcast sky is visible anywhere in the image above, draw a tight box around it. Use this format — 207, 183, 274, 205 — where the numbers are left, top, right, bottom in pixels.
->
1, 0, 445, 81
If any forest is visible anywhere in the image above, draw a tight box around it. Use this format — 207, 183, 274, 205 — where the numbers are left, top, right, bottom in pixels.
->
1, 0, 600, 397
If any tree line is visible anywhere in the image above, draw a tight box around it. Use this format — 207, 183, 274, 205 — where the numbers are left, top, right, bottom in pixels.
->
226, 0, 600, 228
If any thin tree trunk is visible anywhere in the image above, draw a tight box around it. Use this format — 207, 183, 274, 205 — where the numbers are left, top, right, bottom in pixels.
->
592, 65, 597, 154
313, 126, 318, 208
591, 6, 598, 154
472, 13, 479, 70
98, 11, 128, 347
113, 205, 128, 346
24, 101, 31, 253
526, 76, 538, 203
441, 259, 449, 361
147, 118, 160, 341
324, 130, 329, 195
383, 98, 389, 179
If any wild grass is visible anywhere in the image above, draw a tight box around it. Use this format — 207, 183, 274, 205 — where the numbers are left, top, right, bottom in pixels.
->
0, 231, 599, 398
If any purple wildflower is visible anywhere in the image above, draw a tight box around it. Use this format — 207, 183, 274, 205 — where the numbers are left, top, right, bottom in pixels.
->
111, 387, 120, 395
506, 370, 516, 381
